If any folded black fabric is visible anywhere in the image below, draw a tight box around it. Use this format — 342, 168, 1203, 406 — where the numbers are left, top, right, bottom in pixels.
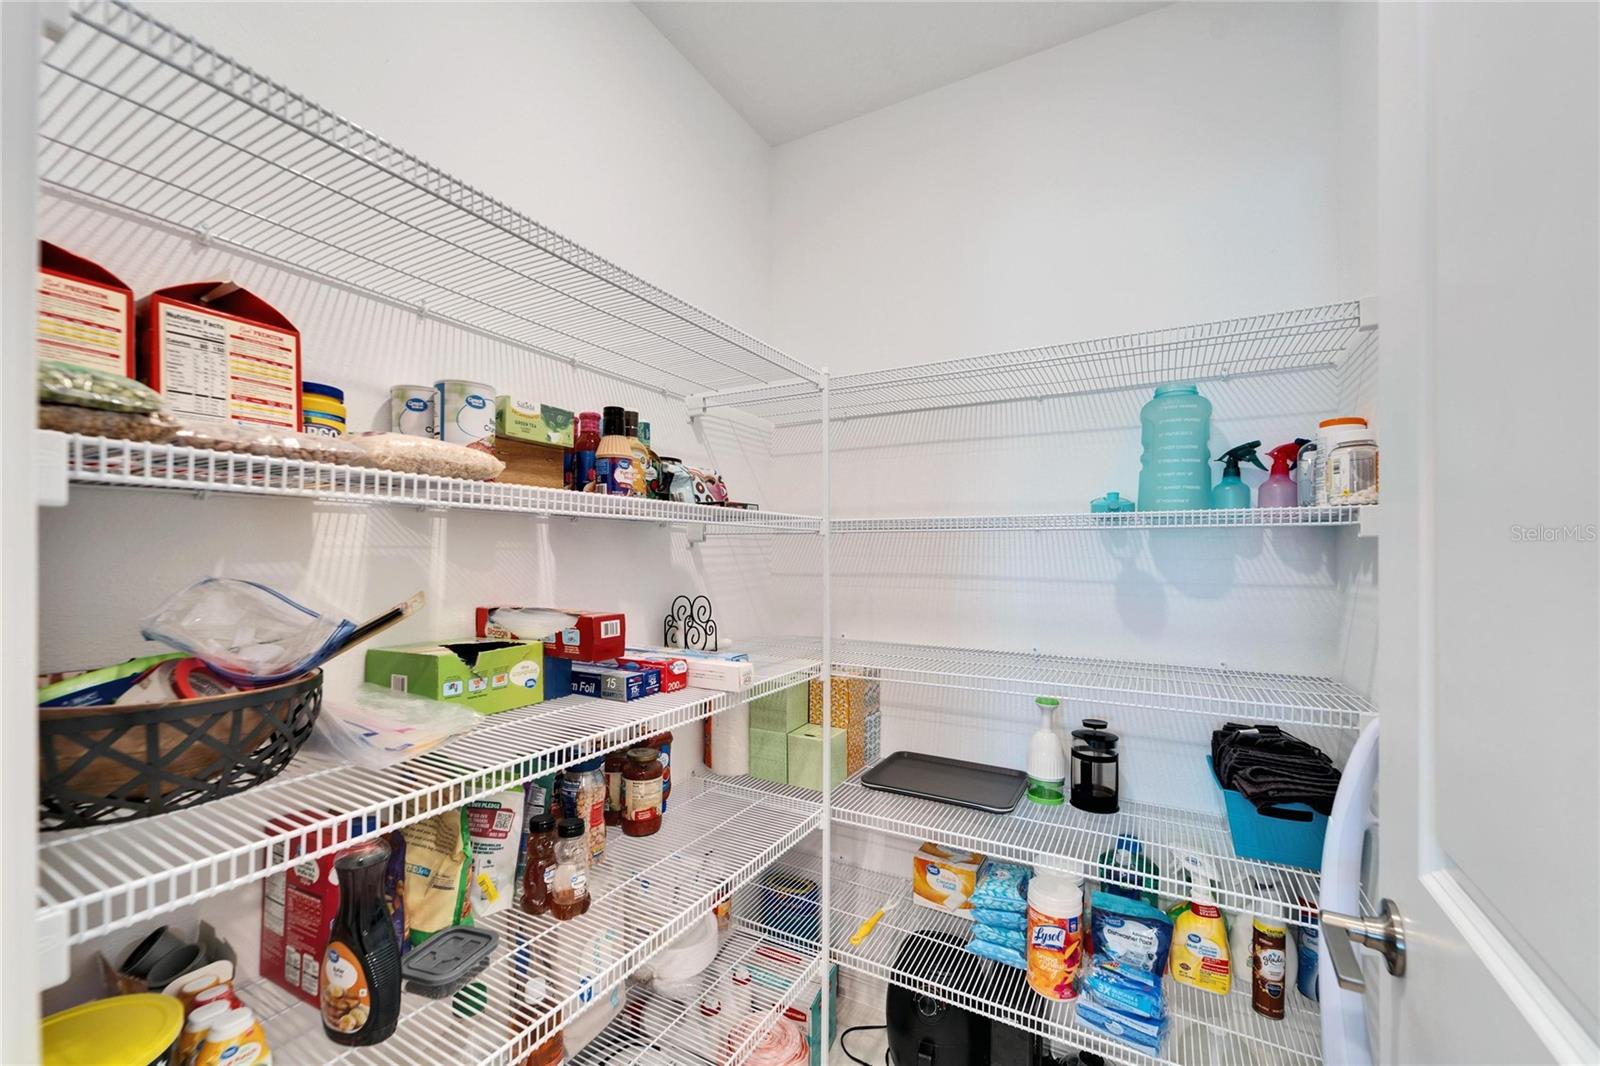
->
1212, 723, 1341, 816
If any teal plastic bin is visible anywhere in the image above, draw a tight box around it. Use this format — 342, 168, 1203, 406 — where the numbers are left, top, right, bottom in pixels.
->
1208, 756, 1328, 870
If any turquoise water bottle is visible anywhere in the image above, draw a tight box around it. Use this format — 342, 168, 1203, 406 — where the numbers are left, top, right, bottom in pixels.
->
1137, 383, 1213, 510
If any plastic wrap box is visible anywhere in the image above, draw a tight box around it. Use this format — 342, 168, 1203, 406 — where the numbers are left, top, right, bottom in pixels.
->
477, 607, 626, 662
633, 645, 753, 691
570, 664, 660, 702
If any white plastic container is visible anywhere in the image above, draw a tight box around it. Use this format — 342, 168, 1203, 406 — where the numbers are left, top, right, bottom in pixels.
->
1313, 417, 1370, 505
389, 384, 435, 437
1026, 696, 1067, 805
1326, 437, 1379, 504
434, 379, 495, 447
1026, 872, 1084, 1000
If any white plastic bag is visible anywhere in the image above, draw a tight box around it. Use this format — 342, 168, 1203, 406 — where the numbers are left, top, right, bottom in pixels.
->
303, 684, 479, 769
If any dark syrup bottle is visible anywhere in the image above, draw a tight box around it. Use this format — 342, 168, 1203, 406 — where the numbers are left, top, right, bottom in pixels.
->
320, 839, 402, 1046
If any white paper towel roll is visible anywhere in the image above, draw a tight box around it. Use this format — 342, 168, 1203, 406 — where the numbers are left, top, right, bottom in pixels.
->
705, 702, 750, 776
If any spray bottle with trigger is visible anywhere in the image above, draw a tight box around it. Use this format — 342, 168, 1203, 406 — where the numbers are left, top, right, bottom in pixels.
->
1259, 439, 1312, 508
1211, 441, 1266, 509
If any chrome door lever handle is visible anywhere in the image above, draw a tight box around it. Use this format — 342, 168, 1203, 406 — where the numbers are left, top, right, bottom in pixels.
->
1321, 897, 1406, 991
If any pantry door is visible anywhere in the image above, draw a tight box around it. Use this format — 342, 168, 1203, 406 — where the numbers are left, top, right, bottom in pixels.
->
1375, 3, 1599, 1063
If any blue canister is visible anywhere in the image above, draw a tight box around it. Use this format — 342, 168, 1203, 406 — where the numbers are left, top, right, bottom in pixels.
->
1296, 920, 1321, 1001
1137, 383, 1213, 511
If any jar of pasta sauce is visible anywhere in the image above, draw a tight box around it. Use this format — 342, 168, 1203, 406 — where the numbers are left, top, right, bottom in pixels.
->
621, 748, 664, 837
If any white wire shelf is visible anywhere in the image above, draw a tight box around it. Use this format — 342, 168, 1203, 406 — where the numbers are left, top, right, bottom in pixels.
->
746, 636, 1374, 732
39, 431, 823, 533
251, 786, 822, 1065
571, 925, 822, 1066
817, 863, 1322, 1066
37, 650, 821, 947
703, 301, 1370, 425
830, 765, 1323, 928
832, 505, 1370, 534
40, 0, 818, 397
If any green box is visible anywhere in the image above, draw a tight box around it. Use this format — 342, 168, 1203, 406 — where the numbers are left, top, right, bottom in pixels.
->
365, 638, 544, 715
750, 726, 789, 783
750, 683, 808, 734
786, 723, 847, 790
495, 395, 575, 448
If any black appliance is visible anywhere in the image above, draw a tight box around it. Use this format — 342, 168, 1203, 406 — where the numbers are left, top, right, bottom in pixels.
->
886, 931, 988, 1065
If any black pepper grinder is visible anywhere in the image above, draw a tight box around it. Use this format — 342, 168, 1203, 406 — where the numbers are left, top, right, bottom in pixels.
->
1069, 718, 1120, 813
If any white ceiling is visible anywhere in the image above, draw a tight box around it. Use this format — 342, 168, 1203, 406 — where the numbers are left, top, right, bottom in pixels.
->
638, 2, 1166, 145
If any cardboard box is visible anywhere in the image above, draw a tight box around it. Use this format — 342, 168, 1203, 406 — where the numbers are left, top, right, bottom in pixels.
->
261, 821, 406, 1007
138, 281, 301, 431
750, 683, 808, 733
365, 638, 544, 714
787, 723, 847, 790
37, 242, 135, 377
612, 651, 689, 693
495, 396, 574, 448
912, 842, 985, 918
783, 962, 840, 1066
545, 657, 573, 701
808, 674, 880, 727
750, 726, 789, 783
570, 663, 660, 701
493, 437, 566, 489
477, 607, 625, 662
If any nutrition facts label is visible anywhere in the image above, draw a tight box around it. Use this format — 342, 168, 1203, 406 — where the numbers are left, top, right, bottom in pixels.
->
157, 302, 298, 429
37, 272, 130, 375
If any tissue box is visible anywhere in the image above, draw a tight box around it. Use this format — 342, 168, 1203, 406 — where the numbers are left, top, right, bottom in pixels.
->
808, 674, 880, 726
865, 714, 882, 765
750, 683, 809, 733
570, 663, 660, 701
366, 639, 544, 714
750, 726, 789, 783
786, 724, 846, 790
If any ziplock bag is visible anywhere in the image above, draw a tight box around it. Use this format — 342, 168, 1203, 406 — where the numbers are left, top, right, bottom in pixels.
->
142, 578, 422, 684
302, 684, 479, 769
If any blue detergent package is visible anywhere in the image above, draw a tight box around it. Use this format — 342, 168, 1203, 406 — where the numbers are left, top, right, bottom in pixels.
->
970, 860, 1031, 913
965, 936, 1027, 970
970, 921, 1026, 950
971, 906, 1027, 931
1090, 891, 1174, 975
1081, 963, 1166, 1021
1077, 994, 1167, 1054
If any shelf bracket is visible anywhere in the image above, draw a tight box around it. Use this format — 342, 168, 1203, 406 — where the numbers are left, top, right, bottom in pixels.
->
36, 429, 68, 507
1357, 506, 1381, 538
1359, 295, 1379, 331
37, 908, 69, 990
685, 395, 707, 421
683, 522, 706, 546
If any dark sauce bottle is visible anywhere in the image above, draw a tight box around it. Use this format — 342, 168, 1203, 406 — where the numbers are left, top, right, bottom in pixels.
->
320, 839, 402, 1046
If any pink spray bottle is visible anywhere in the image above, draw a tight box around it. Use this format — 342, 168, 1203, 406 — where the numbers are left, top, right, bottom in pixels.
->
1259, 439, 1311, 507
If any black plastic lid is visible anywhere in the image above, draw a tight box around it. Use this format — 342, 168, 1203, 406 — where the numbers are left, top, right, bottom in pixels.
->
1071, 718, 1119, 748
557, 817, 586, 838
528, 812, 556, 835
401, 926, 499, 993
623, 410, 639, 437
602, 406, 625, 436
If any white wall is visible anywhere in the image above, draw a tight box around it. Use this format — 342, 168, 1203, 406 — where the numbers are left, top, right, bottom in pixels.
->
770, 2, 1359, 374
763, 2, 1379, 815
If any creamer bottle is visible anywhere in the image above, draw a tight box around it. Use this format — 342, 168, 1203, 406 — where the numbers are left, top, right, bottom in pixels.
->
192, 1007, 271, 1066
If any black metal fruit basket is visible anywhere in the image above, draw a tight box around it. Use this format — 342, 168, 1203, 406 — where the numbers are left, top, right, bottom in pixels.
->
39, 670, 322, 830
